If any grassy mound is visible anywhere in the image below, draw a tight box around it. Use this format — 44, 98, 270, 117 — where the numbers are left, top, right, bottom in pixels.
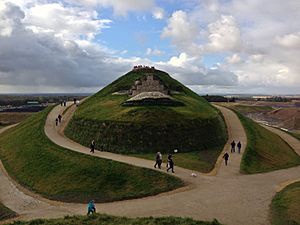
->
65, 69, 227, 154
6, 214, 222, 225
0, 203, 16, 221
271, 181, 300, 225
0, 107, 183, 203
236, 112, 300, 173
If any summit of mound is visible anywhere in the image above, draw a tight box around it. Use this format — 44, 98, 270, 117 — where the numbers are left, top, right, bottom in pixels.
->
65, 68, 227, 153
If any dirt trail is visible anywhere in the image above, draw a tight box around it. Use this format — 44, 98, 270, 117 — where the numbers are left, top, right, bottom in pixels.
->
0, 104, 299, 225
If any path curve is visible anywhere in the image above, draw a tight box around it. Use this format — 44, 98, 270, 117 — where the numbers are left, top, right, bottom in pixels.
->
0, 104, 300, 225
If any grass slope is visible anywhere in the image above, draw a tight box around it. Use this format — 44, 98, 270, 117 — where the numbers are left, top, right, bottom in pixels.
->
6, 214, 222, 225
66, 69, 227, 154
271, 181, 300, 225
0, 107, 183, 203
236, 112, 300, 173
0, 203, 16, 221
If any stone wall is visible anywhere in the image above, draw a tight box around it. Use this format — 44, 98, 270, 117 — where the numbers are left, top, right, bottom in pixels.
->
130, 75, 168, 96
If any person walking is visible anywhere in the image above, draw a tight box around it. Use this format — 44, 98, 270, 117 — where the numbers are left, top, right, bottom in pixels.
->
167, 154, 174, 173
87, 200, 96, 215
55, 118, 58, 126
58, 114, 62, 123
90, 140, 95, 153
237, 141, 242, 154
154, 152, 162, 169
60, 100, 63, 106
158, 152, 162, 169
231, 140, 236, 153
63, 100, 66, 107
223, 152, 229, 166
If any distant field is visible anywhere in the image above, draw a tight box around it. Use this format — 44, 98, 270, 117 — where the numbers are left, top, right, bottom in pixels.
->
271, 181, 300, 225
0, 202, 16, 221
131, 148, 223, 173
235, 111, 300, 173
227, 104, 273, 114
0, 112, 32, 126
0, 107, 183, 203
5, 214, 222, 225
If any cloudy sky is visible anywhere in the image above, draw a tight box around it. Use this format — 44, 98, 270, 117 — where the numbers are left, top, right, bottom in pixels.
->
0, 0, 299, 94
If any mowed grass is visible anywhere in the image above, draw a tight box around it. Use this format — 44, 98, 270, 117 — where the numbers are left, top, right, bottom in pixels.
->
236, 112, 300, 173
6, 214, 222, 225
0, 107, 184, 203
131, 148, 223, 173
0, 203, 16, 221
271, 181, 300, 225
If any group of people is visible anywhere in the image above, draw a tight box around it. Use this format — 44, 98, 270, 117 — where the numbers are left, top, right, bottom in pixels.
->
154, 152, 175, 173
55, 114, 62, 126
60, 100, 67, 107
73, 98, 80, 107
223, 140, 242, 166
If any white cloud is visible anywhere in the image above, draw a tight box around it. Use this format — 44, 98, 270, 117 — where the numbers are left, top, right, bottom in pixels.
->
146, 48, 164, 56
274, 32, 300, 48
0, 1, 130, 92
205, 15, 241, 52
66, 0, 156, 16
161, 10, 201, 55
226, 54, 241, 64
24, 3, 111, 40
152, 7, 164, 19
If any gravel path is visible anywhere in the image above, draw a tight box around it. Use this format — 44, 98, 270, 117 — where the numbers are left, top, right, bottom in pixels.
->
0, 103, 299, 225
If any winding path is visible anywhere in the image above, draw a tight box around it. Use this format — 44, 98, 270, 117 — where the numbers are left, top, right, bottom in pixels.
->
0, 103, 299, 225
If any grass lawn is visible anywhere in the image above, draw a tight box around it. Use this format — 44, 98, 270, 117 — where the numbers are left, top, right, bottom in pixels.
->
0, 203, 16, 221
0, 107, 184, 203
235, 111, 300, 173
271, 181, 300, 225
131, 148, 223, 173
5, 214, 222, 225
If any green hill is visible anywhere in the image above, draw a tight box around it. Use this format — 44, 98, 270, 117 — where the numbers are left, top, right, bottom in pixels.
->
65, 68, 227, 153
0, 107, 183, 203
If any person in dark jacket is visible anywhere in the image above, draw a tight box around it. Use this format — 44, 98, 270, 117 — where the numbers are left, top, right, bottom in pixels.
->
90, 140, 95, 153
154, 152, 162, 169
58, 114, 62, 123
231, 140, 236, 153
237, 141, 242, 154
223, 152, 229, 166
167, 154, 174, 173
55, 118, 58, 126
